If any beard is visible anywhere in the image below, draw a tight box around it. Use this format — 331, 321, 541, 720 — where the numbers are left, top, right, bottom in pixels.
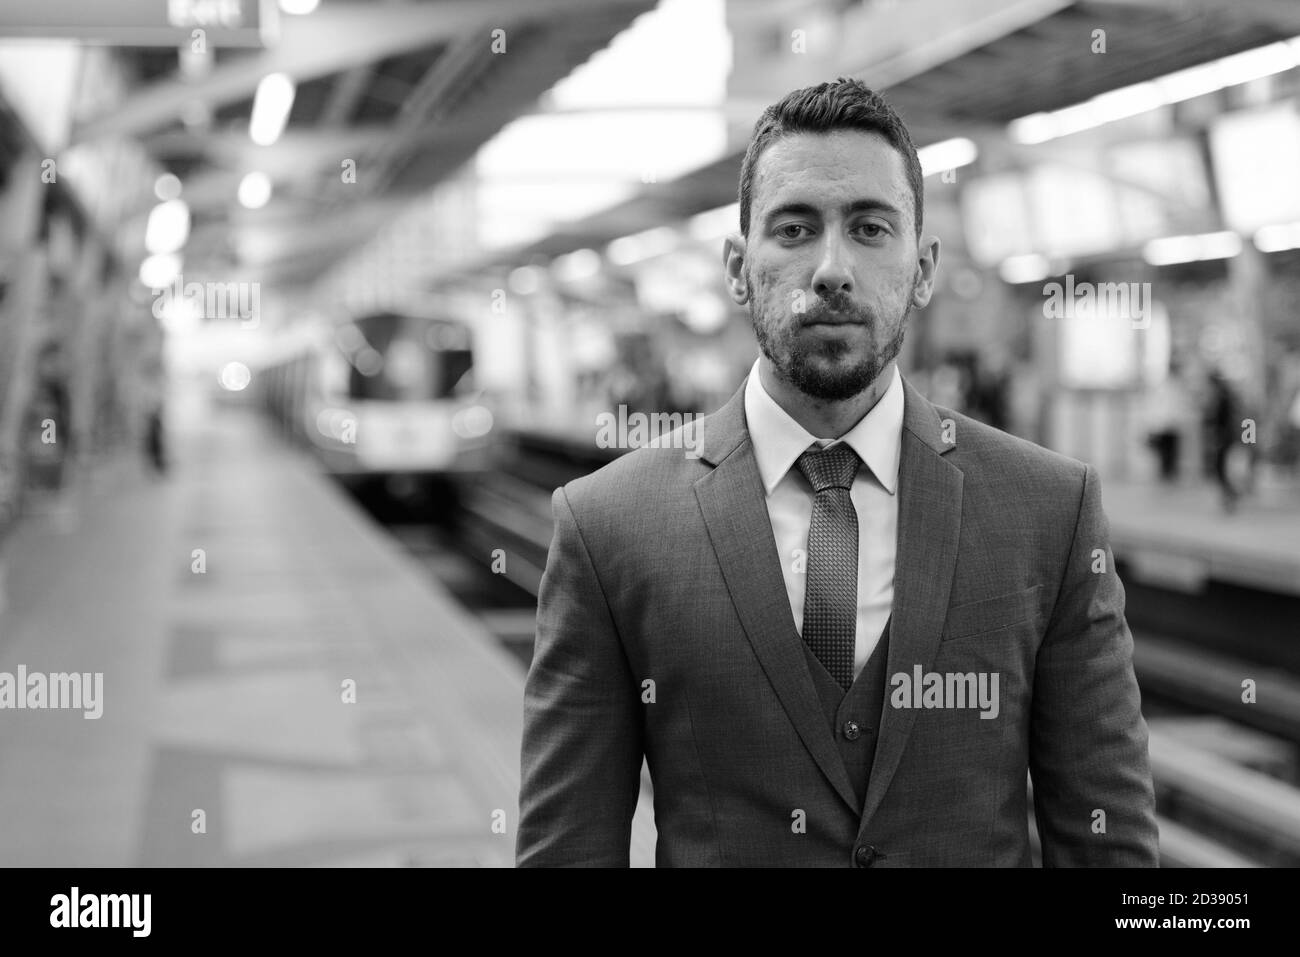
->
747, 280, 913, 402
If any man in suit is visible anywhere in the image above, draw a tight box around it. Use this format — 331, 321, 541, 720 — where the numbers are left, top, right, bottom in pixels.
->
516, 78, 1159, 867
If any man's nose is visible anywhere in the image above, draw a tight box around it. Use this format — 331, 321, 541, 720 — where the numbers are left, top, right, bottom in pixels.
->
811, 235, 854, 297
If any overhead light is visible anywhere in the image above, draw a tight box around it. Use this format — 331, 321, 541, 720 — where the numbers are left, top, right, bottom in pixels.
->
607, 226, 678, 265
145, 199, 190, 255
552, 248, 602, 282
156, 295, 203, 335
998, 253, 1053, 284
154, 173, 182, 201
452, 406, 494, 439
140, 252, 182, 289
1142, 230, 1242, 266
238, 171, 272, 209
688, 202, 739, 241
219, 362, 252, 392
353, 348, 384, 376
278, 0, 319, 13
1009, 36, 1300, 144
249, 73, 295, 146
179, 44, 212, 80
918, 137, 978, 177
334, 324, 366, 353
682, 292, 728, 334
507, 266, 543, 295
1254, 221, 1300, 252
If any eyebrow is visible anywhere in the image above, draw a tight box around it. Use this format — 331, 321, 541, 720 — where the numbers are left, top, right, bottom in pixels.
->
763, 199, 903, 226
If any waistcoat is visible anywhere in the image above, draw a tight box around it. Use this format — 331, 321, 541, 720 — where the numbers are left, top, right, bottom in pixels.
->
801, 615, 893, 812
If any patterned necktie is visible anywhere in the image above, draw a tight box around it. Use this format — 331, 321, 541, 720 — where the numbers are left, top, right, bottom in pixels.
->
796, 443, 861, 691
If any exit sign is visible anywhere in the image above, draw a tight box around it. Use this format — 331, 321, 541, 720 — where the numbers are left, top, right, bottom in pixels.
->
0, 0, 276, 47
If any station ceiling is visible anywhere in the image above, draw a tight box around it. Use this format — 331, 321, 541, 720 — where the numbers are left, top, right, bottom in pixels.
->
70, 0, 657, 286
498, 0, 1300, 270
40, 0, 1300, 292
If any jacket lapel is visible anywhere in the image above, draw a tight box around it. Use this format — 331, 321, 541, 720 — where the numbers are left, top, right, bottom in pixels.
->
860, 375, 964, 825
693, 378, 860, 814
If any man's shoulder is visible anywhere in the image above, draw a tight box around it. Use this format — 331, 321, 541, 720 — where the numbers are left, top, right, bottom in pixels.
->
931, 406, 1088, 489
559, 418, 712, 511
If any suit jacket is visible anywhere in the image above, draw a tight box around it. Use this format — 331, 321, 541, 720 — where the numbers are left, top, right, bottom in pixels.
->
516, 373, 1160, 867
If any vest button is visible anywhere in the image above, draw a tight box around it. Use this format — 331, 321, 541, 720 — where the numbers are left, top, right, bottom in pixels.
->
854, 844, 877, 867
843, 720, 861, 741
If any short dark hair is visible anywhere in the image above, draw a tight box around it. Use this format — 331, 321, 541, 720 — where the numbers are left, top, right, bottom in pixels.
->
738, 77, 923, 238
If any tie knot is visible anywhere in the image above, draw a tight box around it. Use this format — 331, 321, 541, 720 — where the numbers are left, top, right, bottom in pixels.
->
796, 443, 860, 492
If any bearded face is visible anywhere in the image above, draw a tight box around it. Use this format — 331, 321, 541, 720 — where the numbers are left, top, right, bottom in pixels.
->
743, 262, 918, 401
729, 129, 935, 404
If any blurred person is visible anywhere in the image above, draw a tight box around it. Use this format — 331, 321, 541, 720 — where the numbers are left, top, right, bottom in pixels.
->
24, 342, 72, 491
139, 364, 167, 476
1203, 369, 1242, 512
1143, 360, 1191, 483
968, 353, 1010, 431
518, 78, 1157, 867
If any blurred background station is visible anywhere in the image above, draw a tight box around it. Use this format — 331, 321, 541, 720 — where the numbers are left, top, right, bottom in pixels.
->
1, 0, 1299, 868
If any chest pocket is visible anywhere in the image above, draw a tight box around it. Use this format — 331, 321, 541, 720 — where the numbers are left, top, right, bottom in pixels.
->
941, 584, 1043, 641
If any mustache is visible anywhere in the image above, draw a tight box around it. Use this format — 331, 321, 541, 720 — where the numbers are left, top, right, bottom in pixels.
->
801, 294, 873, 325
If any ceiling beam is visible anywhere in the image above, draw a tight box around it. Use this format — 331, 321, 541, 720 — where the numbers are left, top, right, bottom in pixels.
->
361, 31, 490, 195
318, 65, 373, 128
145, 125, 389, 174
848, 0, 1077, 89
1082, 0, 1300, 33
71, 0, 653, 144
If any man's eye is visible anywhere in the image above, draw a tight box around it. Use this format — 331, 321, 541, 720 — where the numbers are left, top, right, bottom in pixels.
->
775, 224, 809, 239
856, 223, 886, 238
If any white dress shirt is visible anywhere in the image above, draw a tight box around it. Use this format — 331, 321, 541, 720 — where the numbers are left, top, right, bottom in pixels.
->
743, 358, 903, 678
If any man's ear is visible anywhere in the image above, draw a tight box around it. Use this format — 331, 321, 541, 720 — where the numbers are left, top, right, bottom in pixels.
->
911, 234, 941, 308
723, 233, 749, 305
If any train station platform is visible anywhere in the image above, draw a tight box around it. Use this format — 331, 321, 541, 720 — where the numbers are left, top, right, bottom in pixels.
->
2, 386, 1293, 868
1102, 478, 1300, 597
0, 392, 660, 867
504, 421, 1300, 599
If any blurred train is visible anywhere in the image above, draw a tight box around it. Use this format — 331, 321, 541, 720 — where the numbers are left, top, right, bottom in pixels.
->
257, 308, 495, 504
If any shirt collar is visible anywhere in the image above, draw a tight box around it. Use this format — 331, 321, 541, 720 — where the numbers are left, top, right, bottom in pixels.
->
743, 357, 904, 496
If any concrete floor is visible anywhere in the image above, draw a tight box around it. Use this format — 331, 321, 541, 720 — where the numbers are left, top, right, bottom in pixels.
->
0, 397, 528, 867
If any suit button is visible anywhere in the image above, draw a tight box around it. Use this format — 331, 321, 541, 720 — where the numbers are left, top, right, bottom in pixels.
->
843, 721, 861, 741
854, 844, 877, 867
